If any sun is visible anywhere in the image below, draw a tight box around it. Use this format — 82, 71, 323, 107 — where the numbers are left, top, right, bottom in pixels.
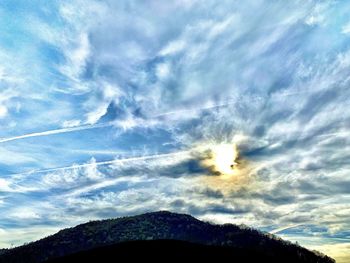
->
194, 140, 254, 193
211, 144, 239, 176
199, 143, 239, 178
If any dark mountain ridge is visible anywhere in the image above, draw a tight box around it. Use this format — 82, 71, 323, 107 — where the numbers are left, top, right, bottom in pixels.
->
0, 211, 334, 263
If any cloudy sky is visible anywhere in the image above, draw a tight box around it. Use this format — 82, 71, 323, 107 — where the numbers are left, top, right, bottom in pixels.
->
0, 0, 350, 262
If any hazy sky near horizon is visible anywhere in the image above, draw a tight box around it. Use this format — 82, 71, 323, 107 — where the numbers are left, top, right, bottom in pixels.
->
0, 1, 350, 262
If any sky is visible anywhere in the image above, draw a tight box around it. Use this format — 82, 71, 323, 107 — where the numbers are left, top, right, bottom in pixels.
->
0, 0, 350, 262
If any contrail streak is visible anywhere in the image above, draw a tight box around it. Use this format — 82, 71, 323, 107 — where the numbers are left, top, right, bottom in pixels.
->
270, 224, 303, 234
0, 122, 112, 143
317, 131, 350, 138
153, 100, 237, 118
0, 99, 237, 144
13, 151, 191, 176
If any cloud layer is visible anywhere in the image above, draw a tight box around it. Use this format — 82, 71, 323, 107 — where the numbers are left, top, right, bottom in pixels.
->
0, 1, 350, 261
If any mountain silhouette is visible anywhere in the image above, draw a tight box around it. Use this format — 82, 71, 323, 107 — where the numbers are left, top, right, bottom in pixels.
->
0, 211, 334, 263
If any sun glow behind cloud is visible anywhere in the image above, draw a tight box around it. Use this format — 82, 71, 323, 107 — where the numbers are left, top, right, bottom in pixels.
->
200, 143, 239, 178
192, 139, 256, 194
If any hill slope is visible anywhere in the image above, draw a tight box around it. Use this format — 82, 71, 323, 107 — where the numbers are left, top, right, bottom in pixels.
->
0, 211, 334, 263
45, 240, 324, 263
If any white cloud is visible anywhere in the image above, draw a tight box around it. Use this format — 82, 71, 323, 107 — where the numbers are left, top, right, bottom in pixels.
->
0, 105, 7, 118
84, 157, 104, 180
0, 89, 19, 119
58, 32, 90, 87
84, 82, 123, 125
62, 119, 81, 128
160, 39, 187, 56
304, 3, 328, 26
85, 102, 109, 124
0, 147, 36, 165
156, 63, 170, 79
10, 208, 41, 220
341, 23, 350, 34
0, 178, 12, 192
